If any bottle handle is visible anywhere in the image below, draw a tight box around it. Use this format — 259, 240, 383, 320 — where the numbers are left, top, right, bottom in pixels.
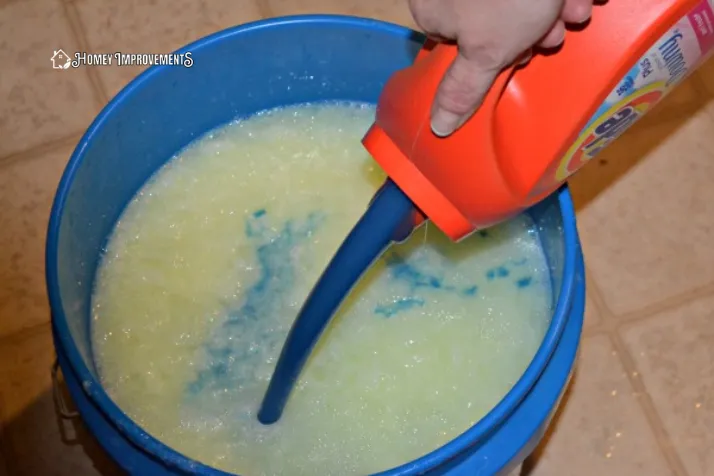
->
415, 41, 516, 125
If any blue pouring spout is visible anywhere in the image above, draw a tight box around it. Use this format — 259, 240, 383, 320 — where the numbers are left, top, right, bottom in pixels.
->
258, 178, 419, 424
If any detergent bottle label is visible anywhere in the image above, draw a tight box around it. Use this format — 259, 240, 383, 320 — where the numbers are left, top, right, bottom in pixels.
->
555, 0, 714, 182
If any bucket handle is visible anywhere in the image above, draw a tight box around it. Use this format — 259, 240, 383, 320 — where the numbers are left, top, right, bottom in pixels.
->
51, 358, 79, 419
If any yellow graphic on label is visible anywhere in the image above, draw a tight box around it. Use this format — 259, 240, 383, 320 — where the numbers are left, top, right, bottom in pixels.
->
555, 82, 666, 182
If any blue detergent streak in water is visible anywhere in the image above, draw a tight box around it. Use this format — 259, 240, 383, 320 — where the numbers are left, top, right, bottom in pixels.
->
484, 260, 533, 289
384, 253, 455, 292
374, 297, 425, 318
462, 285, 478, 296
376, 252, 478, 317
187, 209, 324, 395
486, 265, 510, 280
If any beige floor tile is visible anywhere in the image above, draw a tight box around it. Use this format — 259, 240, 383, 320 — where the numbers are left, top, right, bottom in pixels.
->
697, 56, 714, 96
0, 0, 99, 158
523, 335, 672, 476
568, 95, 714, 317
620, 295, 714, 476
267, 0, 418, 28
0, 145, 75, 338
75, 0, 263, 99
0, 326, 122, 475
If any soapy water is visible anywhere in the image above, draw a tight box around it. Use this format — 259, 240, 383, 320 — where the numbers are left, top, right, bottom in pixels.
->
91, 102, 553, 475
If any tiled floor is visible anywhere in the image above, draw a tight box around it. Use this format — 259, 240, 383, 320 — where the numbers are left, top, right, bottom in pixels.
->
0, 0, 713, 474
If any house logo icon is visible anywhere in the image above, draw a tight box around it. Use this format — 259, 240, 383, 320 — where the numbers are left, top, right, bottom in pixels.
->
51, 49, 72, 70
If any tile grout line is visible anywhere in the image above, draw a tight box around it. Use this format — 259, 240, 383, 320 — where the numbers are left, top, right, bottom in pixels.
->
0, 323, 52, 348
0, 134, 82, 168
615, 281, 714, 325
580, 324, 608, 340
607, 331, 691, 476
581, 326, 606, 339
585, 255, 714, 327
61, 0, 110, 107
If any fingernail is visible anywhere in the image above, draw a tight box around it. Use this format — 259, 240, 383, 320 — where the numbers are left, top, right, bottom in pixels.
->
554, 30, 566, 46
518, 50, 533, 65
431, 109, 462, 137
571, 6, 592, 24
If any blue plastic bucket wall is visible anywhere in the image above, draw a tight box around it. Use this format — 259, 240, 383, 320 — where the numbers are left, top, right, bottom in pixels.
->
46, 15, 586, 476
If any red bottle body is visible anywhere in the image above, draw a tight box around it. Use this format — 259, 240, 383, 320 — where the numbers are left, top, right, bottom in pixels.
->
363, 0, 714, 241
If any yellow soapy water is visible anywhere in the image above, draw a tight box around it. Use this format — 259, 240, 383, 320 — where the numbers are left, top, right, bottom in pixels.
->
92, 102, 553, 475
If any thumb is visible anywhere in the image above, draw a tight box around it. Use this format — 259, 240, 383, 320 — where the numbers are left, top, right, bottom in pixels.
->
431, 51, 500, 137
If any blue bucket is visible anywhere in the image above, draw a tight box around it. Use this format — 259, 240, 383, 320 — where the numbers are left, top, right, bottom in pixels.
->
46, 15, 586, 476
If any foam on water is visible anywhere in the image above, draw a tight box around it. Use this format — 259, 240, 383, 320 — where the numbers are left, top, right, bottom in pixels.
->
91, 102, 553, 475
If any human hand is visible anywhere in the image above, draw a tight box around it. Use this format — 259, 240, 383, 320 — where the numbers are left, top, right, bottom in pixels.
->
409, 0, 594, 136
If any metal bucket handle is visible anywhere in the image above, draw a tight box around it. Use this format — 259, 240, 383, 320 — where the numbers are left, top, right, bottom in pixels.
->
51, 358, 79, 419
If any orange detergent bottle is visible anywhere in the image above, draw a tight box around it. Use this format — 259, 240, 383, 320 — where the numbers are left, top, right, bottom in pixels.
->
363, 0, 714, 241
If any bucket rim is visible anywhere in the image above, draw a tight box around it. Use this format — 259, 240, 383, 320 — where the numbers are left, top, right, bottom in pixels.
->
46, 13, 580, 476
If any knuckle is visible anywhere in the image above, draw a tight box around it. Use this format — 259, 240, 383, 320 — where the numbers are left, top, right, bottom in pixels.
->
438, 60, 487, 114
409, 0, 449, 35
460, 41, 510, 71
408, 0, 427, 11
